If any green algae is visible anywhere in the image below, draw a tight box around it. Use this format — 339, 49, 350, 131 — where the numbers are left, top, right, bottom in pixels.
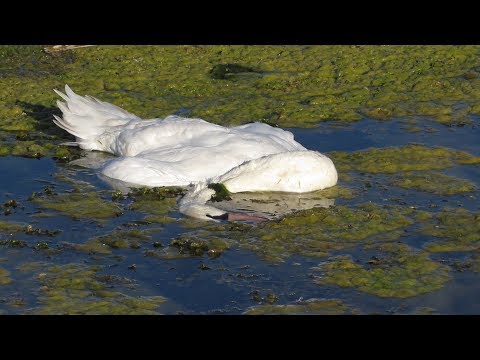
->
176, 203, 413, 262
145, 235, 232, 259
390, 172, 477, 196
244, 298, 355, 315
33, 191, 122, 221
208, 183, 232, 202
414, 210, 433, 222
0, 140, 81, 160
53, 173, 96, 191
451, 253, 480, 272
210, 64, 257, 80
0, 239, 27, 248
313, 185, 356, 199
0, 220, 25, 233
421, 208, 480, 252
329, 145, 480, 174
0, 267, 12, 285
143, 215, 176, 225
414, 307, 438, 315
2, 45, 480, 141
128, 186, 186, 200
17, 262, 48, 272
73, 229, 152, 254
127, 187, 184, 221
31, 264, 167, 314
312, 243, 450, 298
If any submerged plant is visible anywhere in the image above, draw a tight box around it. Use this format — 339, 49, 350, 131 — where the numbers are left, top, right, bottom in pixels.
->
31, 264, 167, 314
312, 243, 450, 298
390, 171, 476, 196
244, 298, 356, 315
175, 203, 413, 262
33, 192, 122, 222
329, 145, 480, 174
421, 208, 480, 252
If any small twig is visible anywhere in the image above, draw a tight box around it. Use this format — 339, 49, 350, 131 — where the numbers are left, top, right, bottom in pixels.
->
43, 45, 95, 54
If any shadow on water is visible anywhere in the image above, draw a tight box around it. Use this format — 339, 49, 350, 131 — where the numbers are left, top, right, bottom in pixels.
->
14, 101, 70, 138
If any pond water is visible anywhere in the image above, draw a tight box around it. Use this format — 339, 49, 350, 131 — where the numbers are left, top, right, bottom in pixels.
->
1, 45, 480, 314
1, 117, 479, 314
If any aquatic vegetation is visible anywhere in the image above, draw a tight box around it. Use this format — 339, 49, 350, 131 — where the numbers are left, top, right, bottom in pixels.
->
127, 186, 184, 219
4, 199, 18, 208
390, 171, 477, 196
312, 243, 450, 298
111, 190, 124, 201
0, 220, 25, 233
329, 145, 480, 174
244, 298, 355, 315
451, 253, 480, 272
128, 187, 186, 200
313, 185, 356, 199
31, 264, 167, 314
17, 262, 48, 272
2, 45, 480, 141
33, 191, 122, 221
176, 203, 413, 262
208, 183, 232, 202
0, 239, 27, 248
0, 268, 12, 285
143, 215, 176, 225
73, 229, 152, 254
210, 64, 258, 80
53, 173, 95, 191
414, 307, 438, 315
0, 140, 80, 161
146, 235, 232, 259
421, 208, 480, 252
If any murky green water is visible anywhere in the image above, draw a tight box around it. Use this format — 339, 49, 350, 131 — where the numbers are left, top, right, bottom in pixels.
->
1, 45, 480, 314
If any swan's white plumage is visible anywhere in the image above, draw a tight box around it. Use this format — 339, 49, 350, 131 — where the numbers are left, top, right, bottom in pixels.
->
53, 85, 338, 220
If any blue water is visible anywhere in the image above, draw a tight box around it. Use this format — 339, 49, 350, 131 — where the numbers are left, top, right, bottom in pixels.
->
1, 117, 480, 314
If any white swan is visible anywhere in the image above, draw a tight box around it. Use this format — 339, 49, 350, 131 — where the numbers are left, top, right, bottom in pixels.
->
52, 85, 338, 221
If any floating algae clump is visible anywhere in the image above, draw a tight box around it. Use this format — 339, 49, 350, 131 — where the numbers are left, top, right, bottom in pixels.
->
244, 298, 355, 315
177, 203, 413, 262
390, 171, 477, 196
312, 243, 450, 298
33, 191, 122, 221
208, 183, 232, 202
0, 220, 25, 234
452, 253, 480, 272
329, 145, 480, 174
73, 229, 153, 254
31, 264, 167, 314
145, 235, 232, 259
421, 208, 480, 252
128, 187, 184, 220
0, 139, 81, 160
0, 268, 12, 285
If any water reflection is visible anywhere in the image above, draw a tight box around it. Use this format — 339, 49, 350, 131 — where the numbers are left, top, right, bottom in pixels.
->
214, 191, 335, 219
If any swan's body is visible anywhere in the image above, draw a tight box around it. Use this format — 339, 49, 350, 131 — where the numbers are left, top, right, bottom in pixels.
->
53, 85, 338, 220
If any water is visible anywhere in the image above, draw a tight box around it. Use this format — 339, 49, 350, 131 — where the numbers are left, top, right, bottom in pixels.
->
1, 117, 479, 314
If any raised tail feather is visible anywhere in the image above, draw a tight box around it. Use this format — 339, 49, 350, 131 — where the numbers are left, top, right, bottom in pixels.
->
53, 85, 141, 151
